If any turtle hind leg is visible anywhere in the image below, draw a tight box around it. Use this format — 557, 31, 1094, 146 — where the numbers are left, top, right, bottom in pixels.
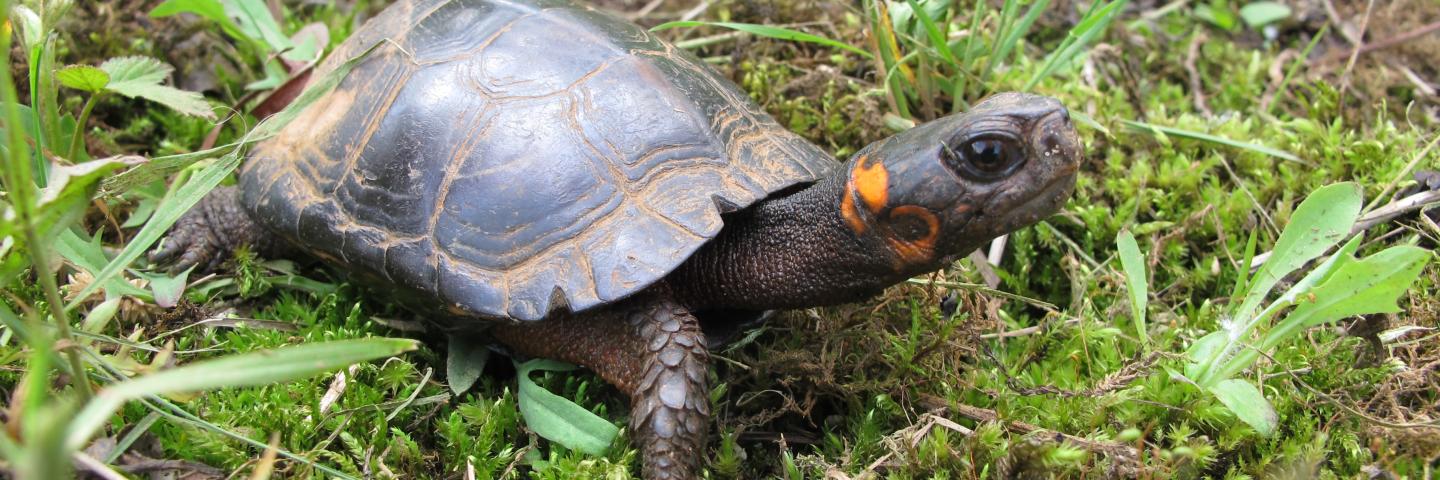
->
149, 186, 287, 273
489, 289, 710, 480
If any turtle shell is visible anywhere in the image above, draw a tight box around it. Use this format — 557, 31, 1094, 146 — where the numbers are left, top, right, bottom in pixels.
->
240, 0, 835, 321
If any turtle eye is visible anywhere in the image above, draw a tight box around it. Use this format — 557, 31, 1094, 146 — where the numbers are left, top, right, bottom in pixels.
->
942, 135, 1025, 181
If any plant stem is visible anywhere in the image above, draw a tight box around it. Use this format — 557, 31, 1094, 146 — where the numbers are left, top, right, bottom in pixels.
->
3, 18, 93, 400
68, 93, 100, 161
25, 223, 94, 400
28, 44, 48, 185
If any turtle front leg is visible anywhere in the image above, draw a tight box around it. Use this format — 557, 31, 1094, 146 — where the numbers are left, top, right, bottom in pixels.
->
149, 186, 289, 272
490, 289, 710, 480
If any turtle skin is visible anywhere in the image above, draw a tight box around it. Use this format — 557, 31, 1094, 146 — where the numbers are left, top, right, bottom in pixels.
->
241, 0, 835, 322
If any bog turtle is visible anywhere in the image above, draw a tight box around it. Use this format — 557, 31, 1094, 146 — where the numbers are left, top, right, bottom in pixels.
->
154, 0, 1082, 477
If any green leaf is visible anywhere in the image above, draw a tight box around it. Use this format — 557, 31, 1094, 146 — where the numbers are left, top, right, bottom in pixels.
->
1239, 2, 1291, 28
149, 0, 248, 43
226, 0, 294, 56
652, 21, 874, 59
1115, 230, 1148, 346
515, 359, 620, 456
446, 335, 490, 395
1236, 183, 1360, 323
134, 269, 192, 308
1264, 245, 1429, 349
99, 56, 215, 119
9, 5, 42, 50
57, 65, 109, 93
1208, 379, 1277, 436
1190, 183, 1361, 385
55, 230, 152, 300
100, 144, 233, 196
67, 338, 420, 450
150, 0, 227, 21
889, 0, 949, 36
1194, 3, 1237, 30
1182, 330, 1227, 380
80, 298, 122, 334
33, 157, 137, 243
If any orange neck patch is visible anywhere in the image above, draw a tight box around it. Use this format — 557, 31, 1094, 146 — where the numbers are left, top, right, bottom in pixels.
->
840, 156, 889, 236
851, 157, 889, 214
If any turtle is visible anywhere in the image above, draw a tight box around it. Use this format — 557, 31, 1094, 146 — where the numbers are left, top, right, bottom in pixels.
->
152, 0, 1082, 477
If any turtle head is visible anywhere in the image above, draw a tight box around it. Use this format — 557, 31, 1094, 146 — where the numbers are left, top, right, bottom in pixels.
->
839, 92, 1081, 269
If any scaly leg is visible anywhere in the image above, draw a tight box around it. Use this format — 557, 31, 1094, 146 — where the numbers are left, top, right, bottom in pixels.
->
489, 288, 709, 480
149, 186, 289, 272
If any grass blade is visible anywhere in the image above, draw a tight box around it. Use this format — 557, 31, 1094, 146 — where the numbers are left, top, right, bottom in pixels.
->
987, 0, 1049, 84
68, 337, 419, 449
1025, 0, 1126, 90
651, 21, 873, 59
1120, 119, 1303, 162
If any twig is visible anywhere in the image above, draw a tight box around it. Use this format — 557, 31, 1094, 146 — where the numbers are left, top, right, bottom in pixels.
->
73, 452, 128, 480
679, 1, 710, 22
1363, 130, 1440, 214
985, 234, 1008, 268
965, 250, 1001, 289
979, 325, 1041, 339
1185, 32, 1212, 116
626, 0, 665, 20
1313, 20, 1440, 68
1336, 0, 1375, 99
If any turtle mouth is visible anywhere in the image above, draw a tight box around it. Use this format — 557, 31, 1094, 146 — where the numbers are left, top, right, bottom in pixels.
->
994, 167, 1077, 230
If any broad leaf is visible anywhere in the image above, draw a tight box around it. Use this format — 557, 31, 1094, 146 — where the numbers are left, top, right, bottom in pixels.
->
57, 66, 109, 93
446, 335, 490, 395
1263, 245, 1429, 350
226, 0, 294, 57
100, 56, 215, 119
1233, 183, 1359, 333
1209, 379, 1277, 436
150, 0, 227, 21
149, 0, 247, 42
134, 269, 192, 308
80, 298, 122, 334
1239, 2, 1292, 28
34, 157, 137, 243
1116, 230, 1148, 345
68, 338, 419, 449
515, 359, 619, 456
56, 230, 152, 300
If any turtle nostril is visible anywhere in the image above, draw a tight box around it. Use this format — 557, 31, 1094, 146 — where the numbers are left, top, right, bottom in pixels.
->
1042, 134, 1063, 157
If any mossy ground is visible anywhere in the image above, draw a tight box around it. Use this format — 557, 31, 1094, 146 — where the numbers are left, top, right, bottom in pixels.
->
9, 0, 1440, 478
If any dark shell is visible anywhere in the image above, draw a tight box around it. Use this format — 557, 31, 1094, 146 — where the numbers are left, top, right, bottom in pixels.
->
240, 0, 835, 321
